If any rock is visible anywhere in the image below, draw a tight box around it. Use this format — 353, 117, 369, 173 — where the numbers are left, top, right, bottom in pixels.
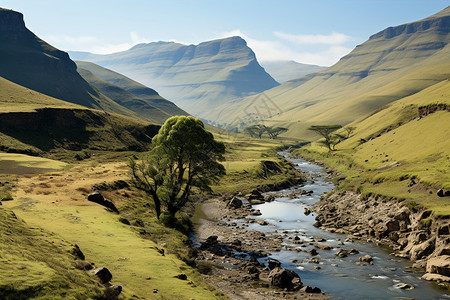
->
247, 189, 264, 200
104, 285, 122, 298
359, 255, 373, 263
87, 192, 119, 213
249, 199, 264, 205
103, 199, 119, 213
410, 238, 435, 261
349, 249, 359, 255
437, 189, 445, 197
304, 208, 311, 215
310, 249, 318, 256
71, 244, 85, 260
88, 191, 104, 203
314, 243, 332, 250
313, 221, 322, 228
256, 220, 268, 226
422, 273, 450, 282
251, 210, 262, 216
268, 258, 281, 270
335, 249, 349, 258
386, 219, 400, 233
269, 267, 302, 290
301, 286, 321, 293
227, 197, 243, 208
175, 273, 187, 280
426, 255, 450, 276
394, 283, 414, 290
118, 217, 130, 225
92, 267, 112, 283
264, 194, 275, 202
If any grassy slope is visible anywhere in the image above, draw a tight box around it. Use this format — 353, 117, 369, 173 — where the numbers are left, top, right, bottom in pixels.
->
75, 61, 188, 118
0, 206, 106, 300
210, 130, 299, 195
295, 79, 450, 215
0, 75, 161, 156
0, 76, 85, 113
2, 158, 224, 300
208, 7, 450, 139
77, 68, 172, 124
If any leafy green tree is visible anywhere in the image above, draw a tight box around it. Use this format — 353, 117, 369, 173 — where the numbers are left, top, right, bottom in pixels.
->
129, 116, 226, 218
308, 125, 342, 151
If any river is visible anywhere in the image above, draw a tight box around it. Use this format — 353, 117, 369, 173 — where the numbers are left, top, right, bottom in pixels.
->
231, 153, 448, 299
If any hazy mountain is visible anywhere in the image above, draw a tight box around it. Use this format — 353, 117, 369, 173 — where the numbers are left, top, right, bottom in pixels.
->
0, 8, 138, 118
75, 61, 188, 119
209, 6, 450, 139
260, 60, 325, 83
69, 37, 279, 117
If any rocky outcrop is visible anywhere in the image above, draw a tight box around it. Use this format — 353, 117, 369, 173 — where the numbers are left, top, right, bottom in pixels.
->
88, 192, 119, 213
315, 190, 450, 282
92, 267, 112, 283
268, 267, 302, 290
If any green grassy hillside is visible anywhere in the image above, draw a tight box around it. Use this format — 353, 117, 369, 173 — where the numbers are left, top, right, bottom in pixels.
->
75, 61, 188, 118
209, 6, 450, 140
77, 68, 172, 124
295, 79, 450, 215
69, 37, 279, 117
0, 206, 107, 299
0, 75, 160, 156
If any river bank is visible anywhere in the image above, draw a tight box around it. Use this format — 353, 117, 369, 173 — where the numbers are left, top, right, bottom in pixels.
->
314, 190, 450, 287
194, 153, 448, 299
194, 198, 328, 300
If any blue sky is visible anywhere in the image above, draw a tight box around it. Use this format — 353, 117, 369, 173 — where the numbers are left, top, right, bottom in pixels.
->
1, 0, 448, 66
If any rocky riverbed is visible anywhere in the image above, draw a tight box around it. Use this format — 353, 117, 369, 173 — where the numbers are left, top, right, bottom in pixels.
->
194, 154, 449, 299
194, 195, 328, 300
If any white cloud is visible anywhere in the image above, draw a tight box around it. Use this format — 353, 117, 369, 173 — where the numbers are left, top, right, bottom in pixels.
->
274, 31, 352, 45
130, 31, 151, 44
220, 29, 352, 66
45, 31, 152, 54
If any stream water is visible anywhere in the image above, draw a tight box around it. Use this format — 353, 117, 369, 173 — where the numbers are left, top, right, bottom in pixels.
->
232, 153, 448, 299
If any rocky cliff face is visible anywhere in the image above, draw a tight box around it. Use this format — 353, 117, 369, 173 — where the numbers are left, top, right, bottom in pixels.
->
69, 36, 279, 117
0, 8, 112, 110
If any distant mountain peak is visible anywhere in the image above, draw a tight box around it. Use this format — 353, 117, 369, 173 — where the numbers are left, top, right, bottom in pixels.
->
69, 35, 278, 117
0, 8, 26, 31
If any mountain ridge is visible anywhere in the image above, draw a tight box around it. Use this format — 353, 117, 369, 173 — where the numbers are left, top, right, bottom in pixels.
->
69, 36, 279, 117
208, 6, 450, 139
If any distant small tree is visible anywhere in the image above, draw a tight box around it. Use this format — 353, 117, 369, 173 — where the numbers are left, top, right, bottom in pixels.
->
244, 124, 267, 138
266, 126, 288, 139
344, 126, 356, 138
129, 116, 226, 218
308, 125, 342, 151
